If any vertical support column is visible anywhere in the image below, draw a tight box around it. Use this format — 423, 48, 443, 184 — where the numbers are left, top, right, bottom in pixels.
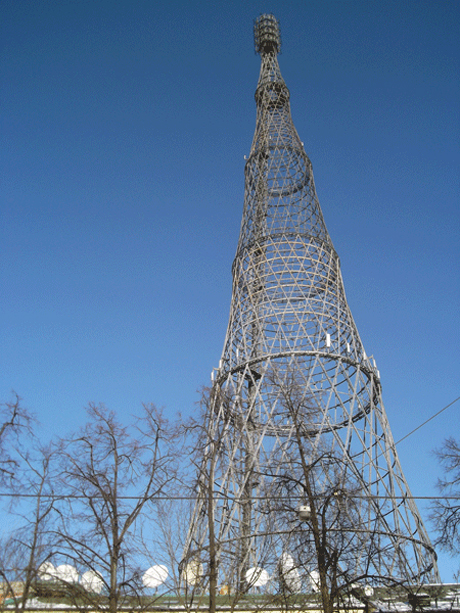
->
237, 83, 269, 591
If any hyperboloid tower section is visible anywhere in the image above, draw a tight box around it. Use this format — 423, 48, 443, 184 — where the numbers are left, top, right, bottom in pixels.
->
183, 15, 439, 592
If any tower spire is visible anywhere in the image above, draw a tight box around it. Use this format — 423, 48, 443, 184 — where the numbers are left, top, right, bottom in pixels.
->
183, 15, 439, 594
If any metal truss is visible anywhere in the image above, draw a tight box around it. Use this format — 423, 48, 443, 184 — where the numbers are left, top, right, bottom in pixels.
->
183, 14, 439, 592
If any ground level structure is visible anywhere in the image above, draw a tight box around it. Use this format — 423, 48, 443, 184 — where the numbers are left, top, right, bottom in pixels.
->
1, 583, 460, 612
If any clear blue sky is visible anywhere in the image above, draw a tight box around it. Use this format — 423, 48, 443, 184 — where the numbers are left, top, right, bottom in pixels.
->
1, 0, 459, 581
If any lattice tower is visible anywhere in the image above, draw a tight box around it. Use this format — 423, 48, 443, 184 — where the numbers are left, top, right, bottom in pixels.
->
183, 14, 439, 592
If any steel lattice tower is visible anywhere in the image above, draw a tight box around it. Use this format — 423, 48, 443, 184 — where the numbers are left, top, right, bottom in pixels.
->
184, 15, 439, 591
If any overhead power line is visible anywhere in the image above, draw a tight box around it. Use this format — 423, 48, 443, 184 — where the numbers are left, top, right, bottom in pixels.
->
395, 396, 460, 446
0, 493, 459, 501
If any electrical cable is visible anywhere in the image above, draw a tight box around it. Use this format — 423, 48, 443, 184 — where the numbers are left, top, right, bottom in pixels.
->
395, 396, 460, 446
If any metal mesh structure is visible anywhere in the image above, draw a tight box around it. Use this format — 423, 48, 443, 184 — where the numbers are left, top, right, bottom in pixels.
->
183, 14, 439, 592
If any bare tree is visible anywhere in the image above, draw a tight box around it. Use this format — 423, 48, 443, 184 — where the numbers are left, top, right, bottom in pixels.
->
0, 443, 58, 612
0, 394, 34, 487
0, 395, 57, 612
261, 373, 372, 613
271, 441, 372, 613
431, 436, 460, 579
53, 403, 179, 613
150, 496, 191, 595
179, 387, 227, 613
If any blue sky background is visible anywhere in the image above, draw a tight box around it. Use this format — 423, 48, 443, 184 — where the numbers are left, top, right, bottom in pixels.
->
1, 0, 459, 581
